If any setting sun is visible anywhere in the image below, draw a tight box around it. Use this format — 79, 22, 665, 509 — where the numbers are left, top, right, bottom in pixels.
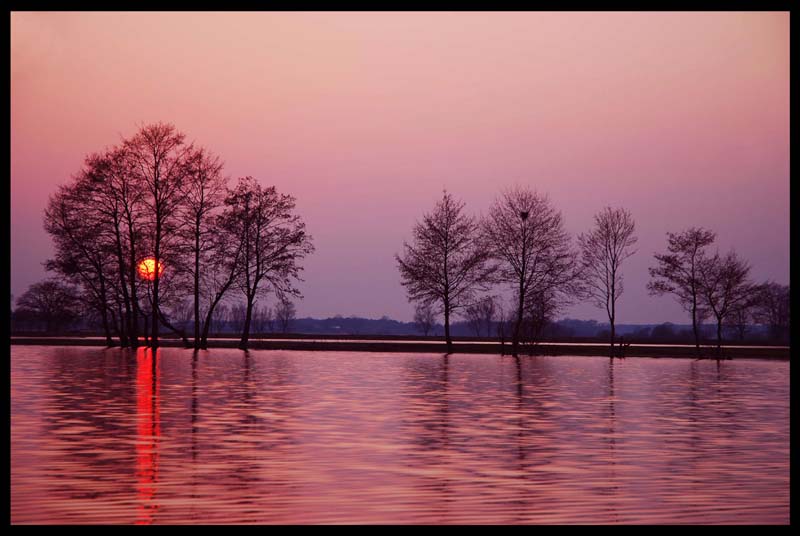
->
137, 258, 164, 281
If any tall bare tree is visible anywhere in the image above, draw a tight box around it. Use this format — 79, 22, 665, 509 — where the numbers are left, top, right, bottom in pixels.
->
124, 123, 195, 348
697, 250, 753, 355
222, 177, 314, 349
93, 146, 147, 347
648, 227, 716, 354
179, 147, 226, 348
396, 191, 495, 352
196, 226, 245, 347
578, 207, 637, 356
483, 187, 580, 357
44, 181, 117, 344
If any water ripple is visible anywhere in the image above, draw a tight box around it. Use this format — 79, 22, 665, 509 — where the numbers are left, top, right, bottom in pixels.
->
11, 347, 789, 524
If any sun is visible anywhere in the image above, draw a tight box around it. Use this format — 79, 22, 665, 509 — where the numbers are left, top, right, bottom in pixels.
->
137, 258, 165, 281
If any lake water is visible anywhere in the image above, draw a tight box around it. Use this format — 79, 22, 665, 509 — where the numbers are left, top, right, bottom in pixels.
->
11, 346, 790, 524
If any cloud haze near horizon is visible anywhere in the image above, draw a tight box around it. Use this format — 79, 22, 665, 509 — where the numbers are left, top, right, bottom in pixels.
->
11, 12, 789, 323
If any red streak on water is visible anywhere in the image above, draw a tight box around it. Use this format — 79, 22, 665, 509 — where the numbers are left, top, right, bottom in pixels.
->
135, 348, 160, 525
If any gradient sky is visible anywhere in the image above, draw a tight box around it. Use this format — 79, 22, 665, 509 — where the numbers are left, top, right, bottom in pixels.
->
10, 12, 790, 323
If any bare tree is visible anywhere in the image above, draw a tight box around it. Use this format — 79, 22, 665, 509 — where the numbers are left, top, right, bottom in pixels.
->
44, 181, 117, 345
413, 303, 436, 337
222, 177, 314, 349
578, 207, 637, 356
275, 297, 296, 334
16, 280, 82, 333
697, 250, 753, 355
179, 147, 226, 348
396, 191, 495, 352
124, 123, 195, 348
88, 146, 148, 348
752, 282, 790, 343
483, 187, 580, 356
193, 214, 245, 347
648, 227, 716, 354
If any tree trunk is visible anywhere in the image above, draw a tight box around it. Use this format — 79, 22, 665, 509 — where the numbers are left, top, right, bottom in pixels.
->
156, 306, 191, 347
200, 307, 214, 349
128, 236, 139, 349
201, 295, 224, 348
152, 221, 161, 349
117, 306, 127, 346
512, 283, 524, 358
100, 304, 113, 346
716, 317, 723, 358
113, 219, 131, 347
444, 304, 452, 352
609, 280, 616, 358
239, 293, 254, 350
193, 219, 201, 349
610, 319, 616, 359
691, 299, 700, 357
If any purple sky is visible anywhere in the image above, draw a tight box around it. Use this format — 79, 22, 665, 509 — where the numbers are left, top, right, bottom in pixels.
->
11, 12, 789, 323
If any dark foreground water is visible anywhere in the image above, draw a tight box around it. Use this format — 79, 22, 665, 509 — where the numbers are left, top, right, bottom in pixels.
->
11, 346, 789, 524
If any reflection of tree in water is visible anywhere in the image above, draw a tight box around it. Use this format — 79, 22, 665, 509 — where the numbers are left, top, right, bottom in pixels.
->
37, 347, 140, 517
188, 350, 300, 521
600, 357, 620, 523
398, 354, 454, 522
507, 356, 557, 523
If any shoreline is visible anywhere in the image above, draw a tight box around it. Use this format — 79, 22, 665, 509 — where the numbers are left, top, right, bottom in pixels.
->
10, 337, 790, 360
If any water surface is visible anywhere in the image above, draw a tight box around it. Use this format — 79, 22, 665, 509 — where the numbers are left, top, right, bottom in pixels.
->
11, 346, 789, 524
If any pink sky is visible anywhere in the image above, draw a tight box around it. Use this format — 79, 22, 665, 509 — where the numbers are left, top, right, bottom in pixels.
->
10, 12, 789, 323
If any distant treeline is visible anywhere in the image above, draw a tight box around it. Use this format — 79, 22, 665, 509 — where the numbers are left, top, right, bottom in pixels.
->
10, 311, 787, 345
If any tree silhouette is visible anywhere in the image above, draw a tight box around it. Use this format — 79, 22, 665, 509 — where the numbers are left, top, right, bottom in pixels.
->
648, 227, 716, 355
697, 250, 752, 355
483, 187, 580, 356
124, 123, 195, 348
222, 177, 313, 349
578, 207, 637, 356
396, 191, 495, 351
178, 147, 226, 348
